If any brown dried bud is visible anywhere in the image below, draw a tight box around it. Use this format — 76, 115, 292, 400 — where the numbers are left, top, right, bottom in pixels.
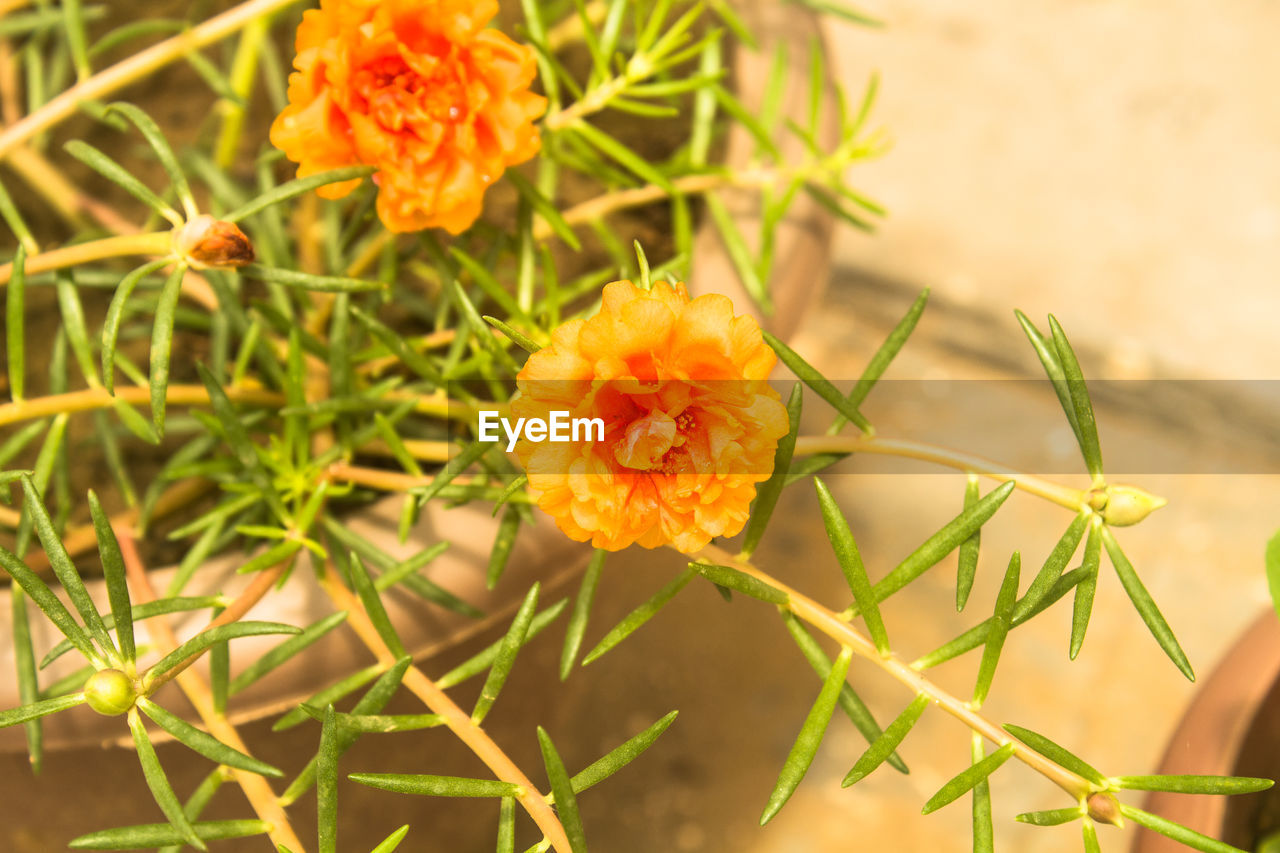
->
174, 215, 254, 269
1086, 792, 1123, 826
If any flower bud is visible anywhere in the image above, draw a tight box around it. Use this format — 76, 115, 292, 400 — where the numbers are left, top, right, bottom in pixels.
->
174, 215, 254, 269
1086, 792, 1123, 826
1101, 484, 1167, 527
83, 668, 137, 716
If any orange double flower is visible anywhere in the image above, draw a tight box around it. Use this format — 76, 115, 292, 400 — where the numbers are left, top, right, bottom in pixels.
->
270, 0, 546, 234
513, 281, 789, 553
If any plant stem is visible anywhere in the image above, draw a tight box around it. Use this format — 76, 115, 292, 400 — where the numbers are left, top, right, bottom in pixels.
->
0, 0, 306, 160
0, 232, 173, 285
0, 384, 284, 428
316, 562, 575, 853
693, 543, 1100, 807
793, 435, 1089, 511
118, 529, 307, 853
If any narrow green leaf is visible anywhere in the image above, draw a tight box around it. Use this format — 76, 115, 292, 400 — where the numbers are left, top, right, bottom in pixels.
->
349, 773, 521, 798
318, 705, 339, 853
1013, 513, 1088, 621
105, 103, 196, 218
89, 490, 134, 662
273, 664, 383, 732
1102, 525, 1194, 680
63, 140, 181, 224
1070, 519, 1103, 659
741, 383, 803, 558
815, 478, 889, 654
53, 271, 99, 387
1015, 807, 1084, 826
1013, 310, 1081, 457
371, 825, 411, 853
690, 562, 788, 605
68, 820, 270, 849
956, 475, 981, 611
1083, 818, 1102, 853
348, 552, 407, 658
1266, 530, 1280, 625
1114, 775, 1273, 795
149, 263, 186, 435
761, 646, 852, 824
224, 166, 374, 221
155, 768, 226, 853
5, 244, 26, 401
561, 550, 606, 680
568, 710, 678, 795
136, 698, 282, 777
1121, 805, 1248, 853
438, 600, 567, 689
1003, 723, 1107, 786
352, 307, 444, 387
127, 708, 205, 851
538, 727, 589, 853
872, 481, 1016, 605
763, 331, 872, 432
473, 583, 540, 724
39, 597, 223, 669
298, 707, 444, 733
0, 691, 85, 729
497, 798, 515, 853
486, 506, 522, 590
0, 177, 38, 252
229, 611, 348, 695
10, 587, 43, 771
971, 735, 994, 853
21, 475, 117, 662
506, 171, 580, 250
145, 622, 301, 685
572, 119, 674, 192
1047, 315, 1104, 478
706, 194, 768, 310
246, 264, 385, 293
843, 694, 929, 786
973, 552, 1020, 707
582, 568, 695, 665
483, 315, 540, 354
922, 743, 1015, 814
780, 612, 907, 772
235, 539, 303, 574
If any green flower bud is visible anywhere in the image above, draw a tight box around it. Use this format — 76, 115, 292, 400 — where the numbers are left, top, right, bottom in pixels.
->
83, 669, 137, 716
1101, 484, 1167, 527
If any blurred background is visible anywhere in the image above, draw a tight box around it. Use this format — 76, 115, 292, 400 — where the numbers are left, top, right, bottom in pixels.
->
3, 1, 1279, 851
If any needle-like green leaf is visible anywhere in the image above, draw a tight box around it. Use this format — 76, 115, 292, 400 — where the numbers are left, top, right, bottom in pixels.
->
274, 664, 384, 732
347, 552, 406, 658
1003, 723, 1107, 786
63, 141, 180, 224
54, 271, 100, 388
483, 315, 541, 354
582, 567, 695, 665
922, 742, 1015, 815
145, 622, 301, 685
763, 331, 872, 432
0, 691, 85, 729
149, 263, 186, 435
497, 797, 515, 853
370, 825, 411, 853
136, 698, 282, 777
473, 583, 540, 724
1013, 513, 1088, 622
973, 552, 1020, 707
20, 475, 117, 662
224, 166, 375, 221
106, 102, 196, 218
1119, 805, 1248, 853
843, 694, 929, 786
127, 708, 206, 851
815, 478, 888, 654
298, 706, 445, 733
572, 119, 673, 193
971, 735, 995, 853
40, 597, 223, 669
1070, 518, 1103, 659
780, 612, 907, 772
741, 383, 803, 557
1266, 530, 1280, 624
561, 550, 606, 680
10, 587, 43, 771
1082, 818, 1102, 853
88, 490, 134, 663
349, 774, 522, 798
872, 481, 1016, 606
318, 705, 339, 853
1047, 315, 1104, 478
690, 562, 789, 606
229, 611, 348, 696
1015, 807, 1084, 826
956, 475, 981, 611
486, 506, 522, 590
761, 646, 852, 824
1014, 310, 1080, 445
68, 820, 270, 849
246, 264, 385, 293
706, 193, 768, 310
438, 599, 567, 689
538, 727, 589, 853
155, 768, 226, 853
1113, 775, 1273, 795
1101, 525, 1194, 681
5, 244, 26, 401
566, 710, 678, 795
506, 171, 580, 250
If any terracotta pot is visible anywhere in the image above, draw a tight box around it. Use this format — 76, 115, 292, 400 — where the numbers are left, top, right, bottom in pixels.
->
1132, 610, 1280, 852
0, 0, 838, 750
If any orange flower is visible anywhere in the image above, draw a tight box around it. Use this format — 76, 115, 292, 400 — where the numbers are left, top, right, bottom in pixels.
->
269, 0, 546, 234
512, 280, 789, 553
